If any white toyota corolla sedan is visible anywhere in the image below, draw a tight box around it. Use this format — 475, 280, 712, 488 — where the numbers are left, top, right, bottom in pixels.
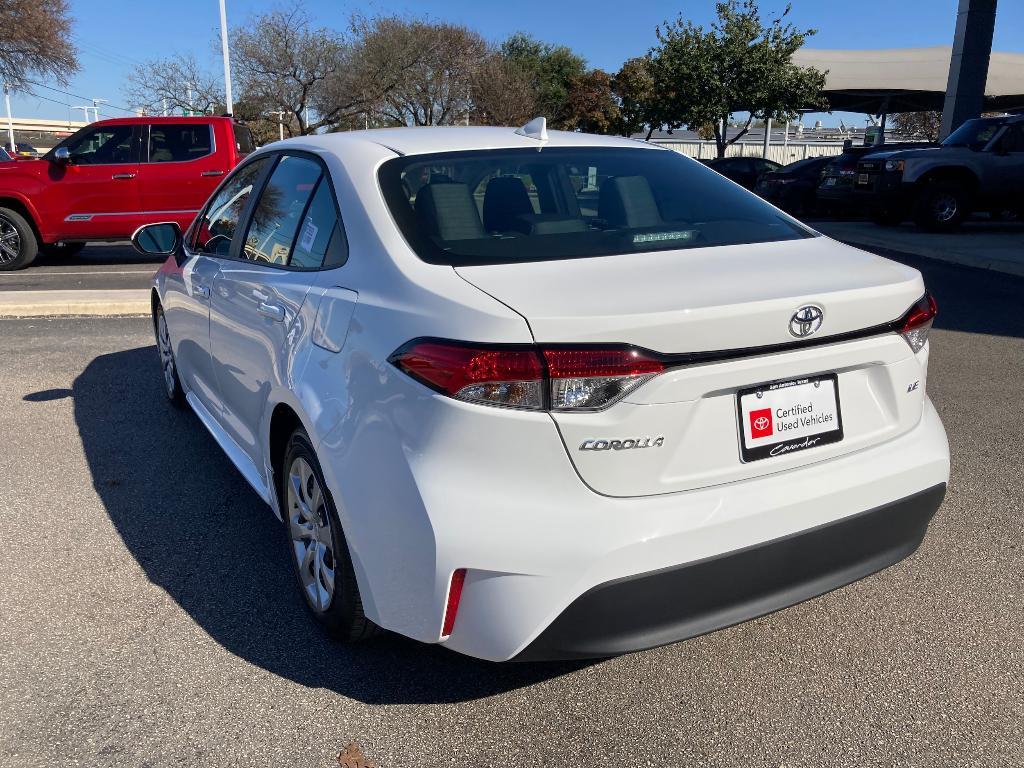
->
136, 120, 949, 662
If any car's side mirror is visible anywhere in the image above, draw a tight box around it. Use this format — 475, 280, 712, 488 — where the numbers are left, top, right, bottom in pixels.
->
52, 147, 71, 164
131, 222, 182, 256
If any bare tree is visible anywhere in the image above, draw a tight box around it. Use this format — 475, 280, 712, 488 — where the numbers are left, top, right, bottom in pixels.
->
364, 20, 487, 127
470, 53, 536, 126
0, 0, 77, 86
125, 55, 222, 116
232, 6, 360, 136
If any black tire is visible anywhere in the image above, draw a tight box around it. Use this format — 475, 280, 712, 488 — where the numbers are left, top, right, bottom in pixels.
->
154, 304, 186, 408
281, 428, 379, 643
913, 182, 969, 232
0, 206, 39, 271
871, 206, 904, 226
41, 241, 86, 258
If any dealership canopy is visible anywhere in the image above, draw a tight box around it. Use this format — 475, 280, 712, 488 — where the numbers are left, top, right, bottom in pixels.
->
792, 46, 1024, 114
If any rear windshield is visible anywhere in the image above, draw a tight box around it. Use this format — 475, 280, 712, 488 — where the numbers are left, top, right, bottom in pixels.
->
379, 147, 813, 266
233, 123, 256, 155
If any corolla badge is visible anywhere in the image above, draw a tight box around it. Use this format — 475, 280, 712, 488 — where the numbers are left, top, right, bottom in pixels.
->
789, 305, 824, 338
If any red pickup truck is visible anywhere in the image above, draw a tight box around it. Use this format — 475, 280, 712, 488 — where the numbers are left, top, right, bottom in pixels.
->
0, 115, 255, 270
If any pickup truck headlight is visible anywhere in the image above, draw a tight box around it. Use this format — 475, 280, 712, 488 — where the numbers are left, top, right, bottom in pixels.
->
884, 159, 905, 173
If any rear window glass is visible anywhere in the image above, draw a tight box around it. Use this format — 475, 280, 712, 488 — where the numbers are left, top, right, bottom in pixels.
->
379, 147, 812, 266
234, 123, 256, 155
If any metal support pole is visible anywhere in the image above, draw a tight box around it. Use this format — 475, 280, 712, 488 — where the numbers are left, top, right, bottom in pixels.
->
4, 85, 14, 153
762, 117, 772, 158
940, 0, 997, 139
219, 0, 234, 114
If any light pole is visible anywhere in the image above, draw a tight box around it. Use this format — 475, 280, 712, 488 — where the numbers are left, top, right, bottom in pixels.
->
268, 110, 285, 141
3, 84, 14, 153
92, 98, 108, 121
73, 105, 92, 123
219, 0, 234, 114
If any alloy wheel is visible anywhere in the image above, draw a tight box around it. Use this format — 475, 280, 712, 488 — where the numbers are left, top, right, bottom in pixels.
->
156, 312, 177, 397
0, 214, 22, 265
931, 193, 958, 222
287, 456, 336, 612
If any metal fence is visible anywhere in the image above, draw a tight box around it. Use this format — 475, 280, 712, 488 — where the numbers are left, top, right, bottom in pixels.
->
651, 139, 846, 165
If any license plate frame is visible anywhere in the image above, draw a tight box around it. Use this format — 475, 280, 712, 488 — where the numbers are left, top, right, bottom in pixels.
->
736, 374, 844, 463
857, 172, 870, 185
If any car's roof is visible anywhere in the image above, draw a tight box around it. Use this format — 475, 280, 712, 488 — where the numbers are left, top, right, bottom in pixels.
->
92, 116, 239, 126
271, 125, 665, 158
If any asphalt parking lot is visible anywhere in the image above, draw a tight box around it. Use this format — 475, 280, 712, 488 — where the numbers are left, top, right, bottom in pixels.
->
0, 244, 158, 292
1, 251, 1022, 767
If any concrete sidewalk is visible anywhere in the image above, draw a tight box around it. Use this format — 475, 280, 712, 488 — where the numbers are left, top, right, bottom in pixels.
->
812, 219, 1024, 277
0, 289, 149, 317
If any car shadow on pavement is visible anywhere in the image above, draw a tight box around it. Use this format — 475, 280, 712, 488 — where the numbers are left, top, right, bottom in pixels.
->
69, 346, 593, 705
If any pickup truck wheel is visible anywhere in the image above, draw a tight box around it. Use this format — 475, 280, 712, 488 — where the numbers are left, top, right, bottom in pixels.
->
0, 207, 38, 271
42, 242, 86, 258
913, 182, 968, 231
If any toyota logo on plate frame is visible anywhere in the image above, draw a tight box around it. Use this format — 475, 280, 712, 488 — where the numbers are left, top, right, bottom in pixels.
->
789, 305, 824, 338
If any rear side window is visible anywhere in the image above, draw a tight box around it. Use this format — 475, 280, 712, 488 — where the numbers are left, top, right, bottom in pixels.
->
191, 157, 269, 256
234, 124, 256, 155
289, 179, 347, 269
379, 147, 812, 266
148, 124, 213, 163
241, 155, 322, 265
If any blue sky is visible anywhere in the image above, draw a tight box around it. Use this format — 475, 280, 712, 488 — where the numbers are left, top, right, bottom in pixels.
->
12, 0, 1024, 127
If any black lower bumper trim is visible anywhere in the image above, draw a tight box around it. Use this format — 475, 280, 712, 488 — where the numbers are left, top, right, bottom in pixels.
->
516, 484, 946, 661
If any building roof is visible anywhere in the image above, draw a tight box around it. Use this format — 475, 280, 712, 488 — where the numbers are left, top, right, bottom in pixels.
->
793, 46, 1024, 113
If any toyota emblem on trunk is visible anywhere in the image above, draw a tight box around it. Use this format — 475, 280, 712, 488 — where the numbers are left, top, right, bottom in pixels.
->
789, 305, 824, 337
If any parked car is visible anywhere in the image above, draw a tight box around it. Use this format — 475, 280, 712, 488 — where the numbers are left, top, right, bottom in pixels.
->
12, 141, 40, 158
0, 115, 255, 270
817, 143, 935, 213
854, 114, 1024, 230
754, 155, 834, 215
0, 147, 14, 162
136, 124, 949, 662
702, 155, 782, 190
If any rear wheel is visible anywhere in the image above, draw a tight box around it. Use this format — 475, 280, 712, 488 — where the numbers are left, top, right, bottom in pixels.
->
282, 428, 379, 642
913, 182, 969, 231
0, 207, 38, 271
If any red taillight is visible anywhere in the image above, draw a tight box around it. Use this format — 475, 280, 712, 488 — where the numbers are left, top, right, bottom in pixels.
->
898, 293, 937, 352
390, 341, 665, 411
544, 348, 664, 410
441, 568, 466, 638
390, 342, 544, 409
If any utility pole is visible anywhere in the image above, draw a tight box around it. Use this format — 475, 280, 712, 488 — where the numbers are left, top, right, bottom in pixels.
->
92, 98, 108, 121
73, 105, 91, 123
3, 84, 14, 153
162, 98, 168, 117
219, 0, 234, 114
187, 83, 194, 116
268, 110, 286, 141
762, 117, 772, 159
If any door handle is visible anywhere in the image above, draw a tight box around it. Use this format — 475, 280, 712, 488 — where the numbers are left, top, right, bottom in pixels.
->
258, 301, 286, 322
201, 170, 225, 177
111, 173, 136, 180
194, 283, 211, 299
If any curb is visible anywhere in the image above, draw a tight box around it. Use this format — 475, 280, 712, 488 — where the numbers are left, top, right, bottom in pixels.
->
0, 289, 150, 318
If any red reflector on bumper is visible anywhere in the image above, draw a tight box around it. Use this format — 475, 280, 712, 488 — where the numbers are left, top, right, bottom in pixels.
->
442, 568, 467, 638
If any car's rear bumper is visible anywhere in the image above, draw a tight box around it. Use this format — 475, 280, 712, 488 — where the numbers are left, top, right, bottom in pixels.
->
514, 482, 945, 661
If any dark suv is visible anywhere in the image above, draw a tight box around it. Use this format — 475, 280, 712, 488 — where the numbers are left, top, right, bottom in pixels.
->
853, 115, 1024, 230
818, 143, 935, 213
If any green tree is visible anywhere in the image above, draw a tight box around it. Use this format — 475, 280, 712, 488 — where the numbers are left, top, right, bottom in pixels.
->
611, 56, 657, 138
566, 69, 620, 134
500, 32, 586, 129
649, 1, 827, 157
